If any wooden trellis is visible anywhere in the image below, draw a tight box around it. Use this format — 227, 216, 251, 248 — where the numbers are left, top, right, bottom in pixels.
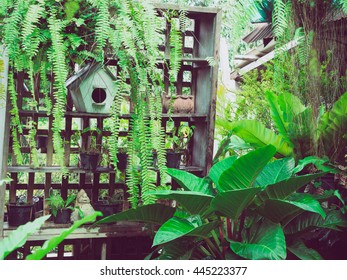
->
0, 4, 221, 259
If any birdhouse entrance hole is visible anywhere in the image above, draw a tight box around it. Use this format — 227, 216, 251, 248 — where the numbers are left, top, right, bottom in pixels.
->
92, 88, 107, 104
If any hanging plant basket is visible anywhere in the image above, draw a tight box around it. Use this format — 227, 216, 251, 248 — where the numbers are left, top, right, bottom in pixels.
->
163, 95, 194, 114
79, 153, 100, 171
6, 203, 34, 227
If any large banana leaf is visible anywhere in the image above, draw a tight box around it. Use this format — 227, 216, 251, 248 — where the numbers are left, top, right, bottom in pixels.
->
153, 216, 220, 246
208, 156, 237, 187
258, 193, 326, 223
255, 157, 295, 187
211, 188, 262, 219
284, 210, 347, 235
0, 215, 50, 260
93, 204, 175, 225
148, 190, 214, 215
218, 145, 276, 192
156, 238, 195, 260
258, 172, 325, 202
266, 91, 288, 140
231, 120, 293, 157
229, 220, 286, 260
287, 239, 323, 260
26, 212, 102, 260
166, 168, 213, 195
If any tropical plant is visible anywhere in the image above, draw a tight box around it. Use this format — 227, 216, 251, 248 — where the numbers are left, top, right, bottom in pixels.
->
166, 123, 195, 153
217, 91, 347, 165
94, 145, 347, 259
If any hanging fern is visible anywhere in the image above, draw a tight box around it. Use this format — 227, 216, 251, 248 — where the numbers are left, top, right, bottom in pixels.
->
48, 10, 68, 174
273, 0, 289, 39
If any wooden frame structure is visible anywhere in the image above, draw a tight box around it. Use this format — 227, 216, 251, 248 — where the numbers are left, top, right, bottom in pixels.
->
0, 4, 221, 259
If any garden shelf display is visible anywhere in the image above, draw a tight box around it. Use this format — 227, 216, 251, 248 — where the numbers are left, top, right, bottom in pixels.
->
0, 3, 221, 260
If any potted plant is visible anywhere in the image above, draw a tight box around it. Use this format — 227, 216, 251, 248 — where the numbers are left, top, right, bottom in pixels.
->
77, 127, 102, 171
46, 190, 76, 224
166, 123, 195, 168
163, 92, 194, 114
6, 195, 34, 227
93, 190, 124, 221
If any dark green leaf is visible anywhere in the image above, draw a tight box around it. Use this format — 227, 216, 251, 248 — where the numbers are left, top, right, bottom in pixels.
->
166, 168, 213, 195
255, 157, 295, 187
218, 145, 276, 192
153, 217, 220, 246
93, 204, 175, 225
229, 220, 286, 260
209, 156, 237, 188
211, 188, 262, 219
288, 239, 323, 260
149, 190, 213, 215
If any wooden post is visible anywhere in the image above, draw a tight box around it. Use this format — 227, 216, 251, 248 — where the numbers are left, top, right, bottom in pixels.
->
0, 46, 10, 237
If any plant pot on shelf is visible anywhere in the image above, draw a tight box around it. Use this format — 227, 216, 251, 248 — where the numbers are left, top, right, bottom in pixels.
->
36, 135, 48, 149
6, 203, 34, 227
166, 151, 181, 169
93, 201, 123, 221
54, 208, 72, 224
116, 152, 128, 171
163, 95, 194, 114
79, 153, 100, 171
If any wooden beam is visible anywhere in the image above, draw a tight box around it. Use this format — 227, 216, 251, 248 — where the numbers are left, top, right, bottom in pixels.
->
0, 46, 10, 237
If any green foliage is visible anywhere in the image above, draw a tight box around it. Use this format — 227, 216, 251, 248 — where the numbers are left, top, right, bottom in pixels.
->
97, 146, 337, 259
0, 215, 50, 260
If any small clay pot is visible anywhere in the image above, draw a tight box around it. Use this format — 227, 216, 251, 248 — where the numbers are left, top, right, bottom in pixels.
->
7, 203, 34, 227
163, 95, 194, 114
54, 208, 72, 224
79, 153, 99, 171
166, 151, 181, 168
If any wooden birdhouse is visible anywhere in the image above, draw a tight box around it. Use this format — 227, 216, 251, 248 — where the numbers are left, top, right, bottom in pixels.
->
66, 63, 117, 114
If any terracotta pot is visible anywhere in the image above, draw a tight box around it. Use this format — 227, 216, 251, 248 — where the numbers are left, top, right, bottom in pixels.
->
166, 151, 181, 168
163, 95, 194, 114
54, 208, 72, 224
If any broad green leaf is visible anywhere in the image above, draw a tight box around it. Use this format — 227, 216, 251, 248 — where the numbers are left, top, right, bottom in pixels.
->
93, 204, 175, 225
293, 156, 339, 174
284, 210, 347, 235
166, 168, 213, 195
26, 212, 102, 260
230, 220, 286, 260
255, 157, 295, 187
157, 238, 195, 260
287, 239, 323, 260
258, 172, 325, 202
153, 217, 220, 246
148, 190, 213, 215
232, 120, 293, 157
0, 215, 50, 260
211, 188, 262, 219
208, 156, 237, 187
218, 145, 276, 192
266, 91, 288, 141
318, 92, 347, 157
259, 193, 326, 223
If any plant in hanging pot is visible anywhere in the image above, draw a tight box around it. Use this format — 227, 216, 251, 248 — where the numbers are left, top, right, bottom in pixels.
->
77, 127, 102, 171
6, 195, 34, 227
46, 190, 76, 224
165, 123, 195, 168
93, 190, 124, 221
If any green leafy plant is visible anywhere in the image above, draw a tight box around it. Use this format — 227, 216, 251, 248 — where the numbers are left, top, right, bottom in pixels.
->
95, 145, 346, 259
45, 190, 76, 217
166, 123, 195, 152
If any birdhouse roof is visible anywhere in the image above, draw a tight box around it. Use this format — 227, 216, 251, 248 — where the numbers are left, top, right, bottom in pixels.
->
65, 63, 117, 89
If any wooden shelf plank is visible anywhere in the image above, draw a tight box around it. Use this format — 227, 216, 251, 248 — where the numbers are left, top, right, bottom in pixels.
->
2, 221, 153, 241
7, 165, 204, 173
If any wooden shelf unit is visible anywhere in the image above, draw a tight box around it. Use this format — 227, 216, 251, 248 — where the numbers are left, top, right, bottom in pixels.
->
0, 4, 221, 256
